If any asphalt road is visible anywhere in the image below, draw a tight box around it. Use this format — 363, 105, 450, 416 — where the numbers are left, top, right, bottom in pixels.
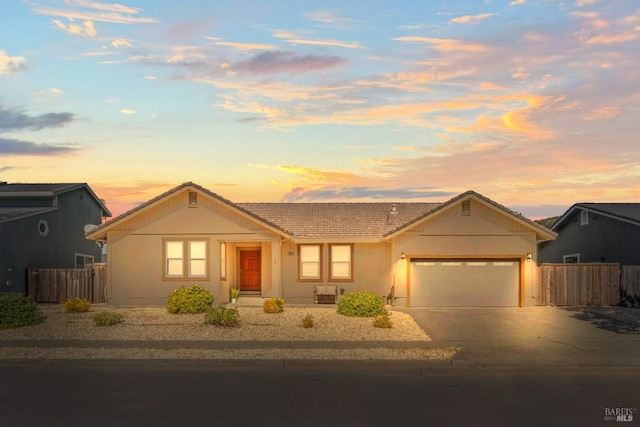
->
1, 361, 638, 427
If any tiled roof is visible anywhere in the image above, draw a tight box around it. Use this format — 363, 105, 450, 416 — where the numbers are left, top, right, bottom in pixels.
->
87, 182, 556, 242
238, 202, 442, 239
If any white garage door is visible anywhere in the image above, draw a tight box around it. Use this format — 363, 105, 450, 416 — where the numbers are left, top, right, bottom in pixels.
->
410, 259, 520, 307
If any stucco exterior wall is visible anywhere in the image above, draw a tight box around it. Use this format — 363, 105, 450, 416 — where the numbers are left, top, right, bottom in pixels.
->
391, 199, 541, 306
105, 191, 280, 305
280, 240, 391, 304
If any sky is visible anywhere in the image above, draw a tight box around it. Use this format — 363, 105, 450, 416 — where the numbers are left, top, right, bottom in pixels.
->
1, 0, 639, 219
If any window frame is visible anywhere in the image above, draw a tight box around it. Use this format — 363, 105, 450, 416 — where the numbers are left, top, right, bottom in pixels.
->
298, 244, 323, 281
220, 242, 227, 280
580, 210, 589, 226
162, 238, 210, 281
329, 243, 354, 282
563, 253, 580, 264
75, 253, 94, 269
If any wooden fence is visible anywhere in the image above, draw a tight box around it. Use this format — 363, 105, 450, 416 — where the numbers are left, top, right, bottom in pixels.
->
538, 263, 620, 306
621, 265, 640, 302
27, 264, 107, 303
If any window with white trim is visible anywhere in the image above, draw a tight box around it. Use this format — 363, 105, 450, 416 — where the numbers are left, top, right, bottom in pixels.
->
75, 254, 94, 269
298, 244, 322, 281
329, 244, 353, 281
163, 239, 209, 280
563, 254, 580, 264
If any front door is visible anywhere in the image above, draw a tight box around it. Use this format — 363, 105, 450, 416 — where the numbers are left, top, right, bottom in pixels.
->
239, 250, 261, 291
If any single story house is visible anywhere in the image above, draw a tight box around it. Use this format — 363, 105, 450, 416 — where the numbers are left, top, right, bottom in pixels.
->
0, 182, 111, 294
538, 203, 640, 265
87, 182, 556, 307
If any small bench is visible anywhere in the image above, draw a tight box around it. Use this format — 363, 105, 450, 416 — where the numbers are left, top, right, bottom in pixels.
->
314, 285, 338, 304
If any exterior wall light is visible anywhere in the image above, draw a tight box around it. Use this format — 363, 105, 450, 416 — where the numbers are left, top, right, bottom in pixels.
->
526, 252, 532, 261
401, 252, 406, 260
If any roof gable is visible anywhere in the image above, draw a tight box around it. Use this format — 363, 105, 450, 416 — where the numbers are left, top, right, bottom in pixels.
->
552, 203, 640, 230
0, 182, 111, 223
86, 182, 289, 241
384, 190, 557, 242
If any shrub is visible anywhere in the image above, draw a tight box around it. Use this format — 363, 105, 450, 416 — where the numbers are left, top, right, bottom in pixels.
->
63, 298, 91, 313
301, 313, 314, 328
263, 298, 285, 313
166, 284, 214, 314
373, 313, 393, 328
0, 294, 45, 330
337, 291, 387, 317
204, 306, 240, 327
93, 311, 124, 326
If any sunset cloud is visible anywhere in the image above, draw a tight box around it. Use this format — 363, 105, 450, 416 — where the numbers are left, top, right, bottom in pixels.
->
0, 138, 78, 156
52, 19, 97, 37
231, 51, 347, 75
214, 41, 277, 51
0, 106, 75, 131
449, 13, 495, 24
30, 1, 159, 24
112, 39, 133, 48
120, 109, 136, 114
394, 36, 489, 52
0, 50, 28, 74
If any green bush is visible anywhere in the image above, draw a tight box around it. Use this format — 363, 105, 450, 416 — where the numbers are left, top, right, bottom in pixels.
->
93, 311, 124, 326
204, 306, 240, 327
63, 297, 91, 313
166, 284, 214, 314
263, 298, 285, 313
0, 294, 45, 330
373, 313, 393, 328
337, 291, 387, 317
301, 313, 314, 328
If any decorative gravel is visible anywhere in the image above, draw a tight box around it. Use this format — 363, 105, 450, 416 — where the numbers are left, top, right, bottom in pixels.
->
0, 305, 459, 360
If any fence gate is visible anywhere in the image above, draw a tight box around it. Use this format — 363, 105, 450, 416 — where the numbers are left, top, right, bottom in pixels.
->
538, 263, 620, 306
27, 264, 107, 303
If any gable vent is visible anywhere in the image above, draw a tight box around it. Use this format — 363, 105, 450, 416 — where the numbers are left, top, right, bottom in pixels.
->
461, 200, 471, 216
188, 191, 198, 206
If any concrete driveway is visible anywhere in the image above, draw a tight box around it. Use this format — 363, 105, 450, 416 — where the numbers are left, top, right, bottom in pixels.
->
395, 306, 640, 368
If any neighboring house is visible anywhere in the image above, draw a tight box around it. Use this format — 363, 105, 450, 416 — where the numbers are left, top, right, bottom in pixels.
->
538, 203, 640, 265
87, 182, 556, 307
0, 182, 112, 294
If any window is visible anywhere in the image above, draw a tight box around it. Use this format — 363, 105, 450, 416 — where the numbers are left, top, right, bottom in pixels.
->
163, 239, 209, 280
329, 244, 353, 281
220, 242, 227, 280
298, 244, 322, 281
37, 219, 49, 236
563, 254, 580, 264
75, 254, 94, 269
580, 210, 589, 225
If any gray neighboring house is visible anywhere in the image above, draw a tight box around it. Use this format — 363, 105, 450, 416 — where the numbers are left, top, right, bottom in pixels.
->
538, 203, 640, 265
0, 182, 111, 295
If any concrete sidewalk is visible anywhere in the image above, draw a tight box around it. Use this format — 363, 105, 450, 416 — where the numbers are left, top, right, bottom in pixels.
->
0, 339, 436, 350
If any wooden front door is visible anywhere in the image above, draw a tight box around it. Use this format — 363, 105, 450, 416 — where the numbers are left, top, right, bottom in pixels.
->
239, 250, 261, 291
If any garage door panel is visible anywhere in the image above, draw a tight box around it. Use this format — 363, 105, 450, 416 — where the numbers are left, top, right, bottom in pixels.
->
410, 259, 519, 307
